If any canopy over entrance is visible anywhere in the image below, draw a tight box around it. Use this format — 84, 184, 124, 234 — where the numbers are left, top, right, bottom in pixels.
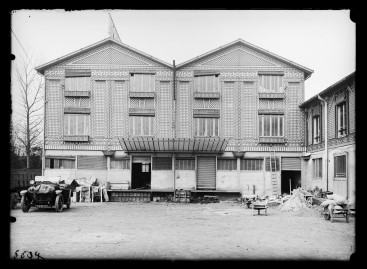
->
118, 137, 228, 154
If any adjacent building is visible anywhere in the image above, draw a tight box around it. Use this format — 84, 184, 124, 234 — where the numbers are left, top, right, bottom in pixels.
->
35, 32, 317, 197
300, 72, 355, 200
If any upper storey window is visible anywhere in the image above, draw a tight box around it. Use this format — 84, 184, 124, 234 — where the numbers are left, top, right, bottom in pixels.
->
258, 74, 284, 92
65, 69, 91, 91
130, 73, 155, 92
194, 74, 219, 92
336, 101, 347, 138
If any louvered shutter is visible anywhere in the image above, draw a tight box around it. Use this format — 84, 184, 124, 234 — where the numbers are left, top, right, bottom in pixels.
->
197, 157, 216, 190
281, 157, 301, 171
78, 156, 107, 170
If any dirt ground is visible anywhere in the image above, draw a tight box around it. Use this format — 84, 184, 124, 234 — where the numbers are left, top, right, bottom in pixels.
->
9, 201, 355, 260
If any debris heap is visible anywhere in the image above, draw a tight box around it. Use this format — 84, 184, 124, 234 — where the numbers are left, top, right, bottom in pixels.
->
280, 188, 310, 212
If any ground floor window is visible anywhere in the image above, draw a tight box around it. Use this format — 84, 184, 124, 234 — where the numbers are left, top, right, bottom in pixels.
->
313, 158, 322, 178
175, 158, 195, 170
265, 157, 280, 171
240, 159, 263, 171
334, 155, 347, 178
46, 158, 75, 169
111, 158, 130, 169
152, 157, 172, 170
217, 159, 237, 170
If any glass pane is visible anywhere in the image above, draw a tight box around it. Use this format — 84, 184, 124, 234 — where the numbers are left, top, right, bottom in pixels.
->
264, 117, 270, 136
64, 115, 69, 135
271, 117, 277, 136
70, 115, 76, 135
78, 115, 84, 135
200, 118, 205, 136
279, 117, 283, 136
207, 118, 213, 136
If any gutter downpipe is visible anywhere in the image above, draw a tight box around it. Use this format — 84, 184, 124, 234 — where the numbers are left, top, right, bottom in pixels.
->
173, 60, 176, 200
318, 95, 328, 191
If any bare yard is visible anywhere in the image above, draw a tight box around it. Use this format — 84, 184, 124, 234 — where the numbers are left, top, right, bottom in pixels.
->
10, 201, 355, 260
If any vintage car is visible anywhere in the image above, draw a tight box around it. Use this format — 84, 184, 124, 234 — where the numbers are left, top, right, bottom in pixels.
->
20, 177, 79, 212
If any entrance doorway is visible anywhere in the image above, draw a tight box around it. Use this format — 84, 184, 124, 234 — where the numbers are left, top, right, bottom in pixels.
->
131, 157, 151, 189
281, 170, 301, 195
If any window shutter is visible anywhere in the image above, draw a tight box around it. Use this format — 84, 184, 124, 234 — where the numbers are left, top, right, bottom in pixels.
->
152, 157, 172, 170
78, 156, 107, 170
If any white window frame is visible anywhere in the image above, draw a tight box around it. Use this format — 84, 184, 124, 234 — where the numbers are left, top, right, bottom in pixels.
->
64, 114, 90, 136
336, 102, 347, 138
130, 73, 155, 92
259, 115, 284, 137
194, 118, 219, 137
195, 75, 219, 92
130, 116, 154, 136
312, 158, 322, 179
65, 76, 91, 91
313, 115, 321, 144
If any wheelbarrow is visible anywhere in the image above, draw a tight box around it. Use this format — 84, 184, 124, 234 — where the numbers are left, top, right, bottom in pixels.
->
323, 203, 350, 223
252, 200, 268, 216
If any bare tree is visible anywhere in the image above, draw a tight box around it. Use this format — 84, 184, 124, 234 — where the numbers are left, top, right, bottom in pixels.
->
13, 52, 44, 169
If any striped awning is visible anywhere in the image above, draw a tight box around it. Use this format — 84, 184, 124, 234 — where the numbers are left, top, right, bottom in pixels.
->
118, 137, 228, 153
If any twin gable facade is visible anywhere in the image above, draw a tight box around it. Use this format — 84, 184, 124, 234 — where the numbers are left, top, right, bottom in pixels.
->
36, 37, 314, 195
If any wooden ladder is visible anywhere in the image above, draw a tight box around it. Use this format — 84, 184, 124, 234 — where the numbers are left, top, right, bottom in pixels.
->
270, 150, 278, 196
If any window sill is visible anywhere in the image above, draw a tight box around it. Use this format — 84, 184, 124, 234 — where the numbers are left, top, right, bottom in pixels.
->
194, 92, 220, 99
64, 91, 90, 97
63, 135, 90, 142
259, 137, 285, 143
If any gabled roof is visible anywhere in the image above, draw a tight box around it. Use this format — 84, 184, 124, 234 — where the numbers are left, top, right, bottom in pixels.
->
35, 37, 173, 74
176, 39, 314, 80
299, 72, 355, 108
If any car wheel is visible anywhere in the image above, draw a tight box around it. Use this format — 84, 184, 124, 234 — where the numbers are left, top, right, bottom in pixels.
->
55, 195, 64, 212
21, 195, 30, 212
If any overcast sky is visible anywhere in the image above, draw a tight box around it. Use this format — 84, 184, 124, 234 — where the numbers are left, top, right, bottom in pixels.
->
11, 9, 355, 121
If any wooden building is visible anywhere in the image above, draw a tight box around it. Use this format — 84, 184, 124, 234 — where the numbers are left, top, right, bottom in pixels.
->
35, 27, 316, 198
300, 72, 355, 200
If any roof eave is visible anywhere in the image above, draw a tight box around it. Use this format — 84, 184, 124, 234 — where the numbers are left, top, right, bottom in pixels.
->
35, 37, 173, 75
176, 39, 314, 77
299, 72, 355, 108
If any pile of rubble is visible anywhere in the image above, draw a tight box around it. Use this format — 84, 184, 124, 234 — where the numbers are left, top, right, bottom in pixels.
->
280, 188, 311, 212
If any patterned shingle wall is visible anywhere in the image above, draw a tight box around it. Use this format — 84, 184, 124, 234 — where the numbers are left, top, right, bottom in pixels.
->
46, 79, 61, 137
241, 82, 255, 140
327, 100, 336, 140
349, 85, 355, 134
93, 80, 107, 137
223, 82, 235, 138
112, 80, 127, 137
158, 81, 172, 138
286, 82, 301, 145
202, 48, 278, 67
177, 81, 191, 138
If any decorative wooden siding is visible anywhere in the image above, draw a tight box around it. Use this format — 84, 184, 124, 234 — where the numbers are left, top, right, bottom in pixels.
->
328, 99, 336, 140
241, 82, 255, 140
158, 81, 172, 137
177, 81, 191, 138
286, 82, 301, 143
223, 82, 235, 138
46, 79, 61, 137
77, 156, 107, 170
112, 80, 127, 137
93, 81, 107, 137
349, 86, 355, 134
